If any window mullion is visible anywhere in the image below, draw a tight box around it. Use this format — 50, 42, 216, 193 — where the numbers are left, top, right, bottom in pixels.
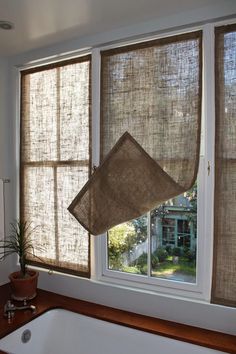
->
53, 166, 59, 262
147, 211, 151, 278
56, 67, 61, 161
199, 23, 215, 300
91, 48, 102, 280
54, 67, 61, 263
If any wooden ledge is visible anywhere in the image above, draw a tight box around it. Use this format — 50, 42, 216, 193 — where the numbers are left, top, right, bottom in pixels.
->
0, 284, 235, 353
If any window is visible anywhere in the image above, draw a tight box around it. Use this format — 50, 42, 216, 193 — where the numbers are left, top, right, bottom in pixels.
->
20, 56, 91, 277
19, 20, 236, 305
162, 219, 176, 246
98, 22, 236, 304
100, 30, 202, 295
212, 23, 236, 306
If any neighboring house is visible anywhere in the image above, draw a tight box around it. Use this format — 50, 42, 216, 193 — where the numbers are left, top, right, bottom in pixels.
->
151, 194, 196, 251
125, 194, 196, 265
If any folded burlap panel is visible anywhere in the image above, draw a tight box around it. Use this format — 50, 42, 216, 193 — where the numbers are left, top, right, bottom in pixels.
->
68, 132, 185, 235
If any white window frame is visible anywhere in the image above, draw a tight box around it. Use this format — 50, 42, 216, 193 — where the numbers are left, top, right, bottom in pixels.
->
16, 49, 93, 275
91, 23, 217, 301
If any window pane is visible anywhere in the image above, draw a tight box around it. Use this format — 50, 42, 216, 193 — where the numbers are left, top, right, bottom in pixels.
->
22, 166, 56, 260
151, 184, 197, 283
101, 33, 202, 189
21, 70, 58, 162
108, 215, 148, 275
60, 62, 90, 161
107, 183, 197, 283
57, 166, 89, 270
213, 25, 236, 305
162, 219, 175, 245
21, 56, 91, 276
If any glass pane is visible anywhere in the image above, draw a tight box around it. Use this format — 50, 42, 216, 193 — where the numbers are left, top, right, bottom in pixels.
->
60, 61, 90, 161
23, 165, 90, 273
57, 166, 89, 271
22, 166, 56, 260
21, 57, 91, 276
151, 183, 197, 283
108, 215, 148, 275
22, 59, 90, 163
22, 70, 58, 162
101, 35, 201, 188
212, 27, 236, 304
178, 220, 190, 234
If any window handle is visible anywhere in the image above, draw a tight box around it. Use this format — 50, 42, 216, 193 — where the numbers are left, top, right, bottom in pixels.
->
207, 161, 210, 176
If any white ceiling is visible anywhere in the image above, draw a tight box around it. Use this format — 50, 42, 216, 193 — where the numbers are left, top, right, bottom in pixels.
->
0, 0, 232, 56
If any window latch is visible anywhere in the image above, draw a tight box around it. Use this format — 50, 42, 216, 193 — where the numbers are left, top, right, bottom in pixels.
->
207, 161, 211, 176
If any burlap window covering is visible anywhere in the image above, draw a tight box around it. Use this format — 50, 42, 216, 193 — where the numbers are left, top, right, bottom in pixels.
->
20, 56, 91, 277
212, 24, 236, 307
69, 31, 202, 236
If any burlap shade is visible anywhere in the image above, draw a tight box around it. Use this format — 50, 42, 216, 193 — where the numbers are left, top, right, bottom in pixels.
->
212, 24, 236, 307
69, 132, 188, 235
20, 56, 91, 276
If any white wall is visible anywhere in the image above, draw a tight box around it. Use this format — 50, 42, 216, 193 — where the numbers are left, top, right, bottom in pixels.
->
2, 0, 236, 335
38, 269, 236, 335
0, 57, 16, 284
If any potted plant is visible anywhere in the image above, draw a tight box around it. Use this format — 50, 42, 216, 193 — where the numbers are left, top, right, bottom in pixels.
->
0, 220, 39, 300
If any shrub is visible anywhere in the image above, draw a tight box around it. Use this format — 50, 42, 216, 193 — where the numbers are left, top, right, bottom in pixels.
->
135, 252, 148, 267
185, 249, 196, 262
172, 247, 181, 257
183, 246, 189, 256
134, 252, 159, 272
140, 264, 148, 275
108, 223, 137, 270
154, 247, 168, 262
151, 254, 159, 268
165, 245, 173, 255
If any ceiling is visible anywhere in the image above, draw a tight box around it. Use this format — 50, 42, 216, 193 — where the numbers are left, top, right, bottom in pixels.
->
0, 0, 231, 56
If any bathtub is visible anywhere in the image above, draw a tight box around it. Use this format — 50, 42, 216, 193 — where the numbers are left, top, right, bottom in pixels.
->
0, 309, 226, 354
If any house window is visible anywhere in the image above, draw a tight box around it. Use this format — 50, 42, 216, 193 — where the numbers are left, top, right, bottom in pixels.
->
162, 219, 175, 246
20, 56, 91, 277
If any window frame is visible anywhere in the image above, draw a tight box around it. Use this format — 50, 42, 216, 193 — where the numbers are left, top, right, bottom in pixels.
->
19, 54, 92, 278
92, 24, 216, 301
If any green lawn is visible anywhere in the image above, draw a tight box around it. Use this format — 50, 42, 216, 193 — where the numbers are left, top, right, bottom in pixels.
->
152, 258, 196, 277
122, 257, 196, 279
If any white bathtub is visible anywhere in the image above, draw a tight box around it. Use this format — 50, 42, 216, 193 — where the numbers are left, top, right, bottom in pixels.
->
0, 309, 225, 354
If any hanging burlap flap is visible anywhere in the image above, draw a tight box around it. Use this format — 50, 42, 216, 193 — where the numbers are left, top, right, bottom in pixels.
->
68, 132, 185, 235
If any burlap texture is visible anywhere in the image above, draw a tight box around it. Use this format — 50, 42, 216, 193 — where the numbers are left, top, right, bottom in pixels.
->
68, 132, 185, 235
69, 31, 202, 237
21, 57, 91, 276
212, 24, 236, 307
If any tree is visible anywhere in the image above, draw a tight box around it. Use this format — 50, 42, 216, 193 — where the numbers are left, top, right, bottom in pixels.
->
108, 223, 137, 269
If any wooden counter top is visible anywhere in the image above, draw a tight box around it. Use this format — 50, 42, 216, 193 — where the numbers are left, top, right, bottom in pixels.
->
0, 283, 235, 353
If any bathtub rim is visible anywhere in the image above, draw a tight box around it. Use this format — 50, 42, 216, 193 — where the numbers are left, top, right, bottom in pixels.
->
0, 308, 228, 354
0, 284, 235, 354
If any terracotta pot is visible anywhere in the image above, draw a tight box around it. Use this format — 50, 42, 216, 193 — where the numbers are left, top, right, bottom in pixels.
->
9, 270, 39, 301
